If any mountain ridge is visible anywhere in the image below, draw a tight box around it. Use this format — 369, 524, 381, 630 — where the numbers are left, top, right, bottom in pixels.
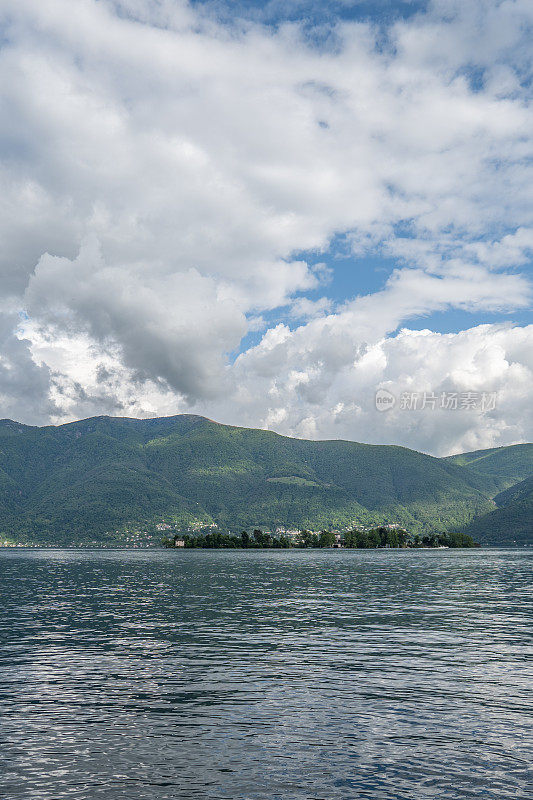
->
0, 414, 531, 546
464, 474, 533, 545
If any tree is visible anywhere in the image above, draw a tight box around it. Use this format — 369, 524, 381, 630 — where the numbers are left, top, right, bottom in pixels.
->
386, 530, 399, 547
300, 529, 319, 547
344, 531, 355, 548
367, 530, 380, 548
253, 529, 272, 547
319, 530, 335, 547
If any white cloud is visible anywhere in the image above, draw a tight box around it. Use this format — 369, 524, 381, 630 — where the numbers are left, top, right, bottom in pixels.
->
0, 0, 531, 452
24, 236, 247, 400
215, 323, 533, 456
0, 312, 57, 424
290, 295, 334, 319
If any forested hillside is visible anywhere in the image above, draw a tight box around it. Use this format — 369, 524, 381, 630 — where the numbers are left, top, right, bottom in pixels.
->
446, 444, 533, 489
0, 415, 530, 545
464, 475, 533, 545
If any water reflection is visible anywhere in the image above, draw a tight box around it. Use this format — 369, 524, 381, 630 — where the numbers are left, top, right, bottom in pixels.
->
1, 548, 532, 799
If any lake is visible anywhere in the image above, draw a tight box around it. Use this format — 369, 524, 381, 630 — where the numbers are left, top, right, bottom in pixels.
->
0, 548, 531, 799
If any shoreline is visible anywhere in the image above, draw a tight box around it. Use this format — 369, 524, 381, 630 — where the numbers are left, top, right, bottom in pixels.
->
4, 544, 530, 551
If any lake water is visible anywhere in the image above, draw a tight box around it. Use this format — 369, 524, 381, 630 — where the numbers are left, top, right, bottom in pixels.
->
0, 548, 531, 799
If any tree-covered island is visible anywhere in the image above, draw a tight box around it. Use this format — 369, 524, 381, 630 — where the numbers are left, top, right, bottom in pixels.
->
162, 527, 477, 549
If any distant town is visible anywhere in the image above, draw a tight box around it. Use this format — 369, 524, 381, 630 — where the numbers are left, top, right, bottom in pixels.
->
0, 520, 477, 549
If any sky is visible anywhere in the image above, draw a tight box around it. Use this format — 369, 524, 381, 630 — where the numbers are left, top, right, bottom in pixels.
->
0, 0, 532, 455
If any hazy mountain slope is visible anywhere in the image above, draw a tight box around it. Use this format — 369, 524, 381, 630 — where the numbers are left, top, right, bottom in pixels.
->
445, 444, 533, 490
494, 475, 533, 508
0, 415, 529, 545
444, 445, 533, 543
464, 475, 533, 545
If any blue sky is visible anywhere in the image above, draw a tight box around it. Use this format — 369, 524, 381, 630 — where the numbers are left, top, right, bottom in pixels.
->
192, 0, 429, 25
236, 246, 533, 359
188, 1, 533, 348
297, 235, 533, 330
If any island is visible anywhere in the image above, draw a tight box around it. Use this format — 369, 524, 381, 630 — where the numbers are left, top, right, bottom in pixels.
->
162, 527, 477, 549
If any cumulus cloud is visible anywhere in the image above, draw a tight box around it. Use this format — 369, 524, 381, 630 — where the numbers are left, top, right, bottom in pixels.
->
0, 312, 57, 424
290, 296, 334, 319
0, 0, 531, 452
24, 237, 248, 400
216, 323, 533, 456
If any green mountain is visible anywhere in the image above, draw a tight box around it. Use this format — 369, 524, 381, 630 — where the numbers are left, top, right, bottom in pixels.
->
463, 475, 533, 546
446, 444, 533, 489
0, 415, 530, 546
494, 475, 533, 507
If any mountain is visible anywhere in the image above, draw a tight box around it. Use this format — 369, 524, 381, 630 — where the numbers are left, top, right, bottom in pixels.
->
445, 444, 533, 489
446, 445, 533, 544
463, 475, 533, 546
0, 414, 531, 546
494, 475, 533, 507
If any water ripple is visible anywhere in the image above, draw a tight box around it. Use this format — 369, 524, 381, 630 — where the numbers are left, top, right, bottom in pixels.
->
0, 548, 532, 799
